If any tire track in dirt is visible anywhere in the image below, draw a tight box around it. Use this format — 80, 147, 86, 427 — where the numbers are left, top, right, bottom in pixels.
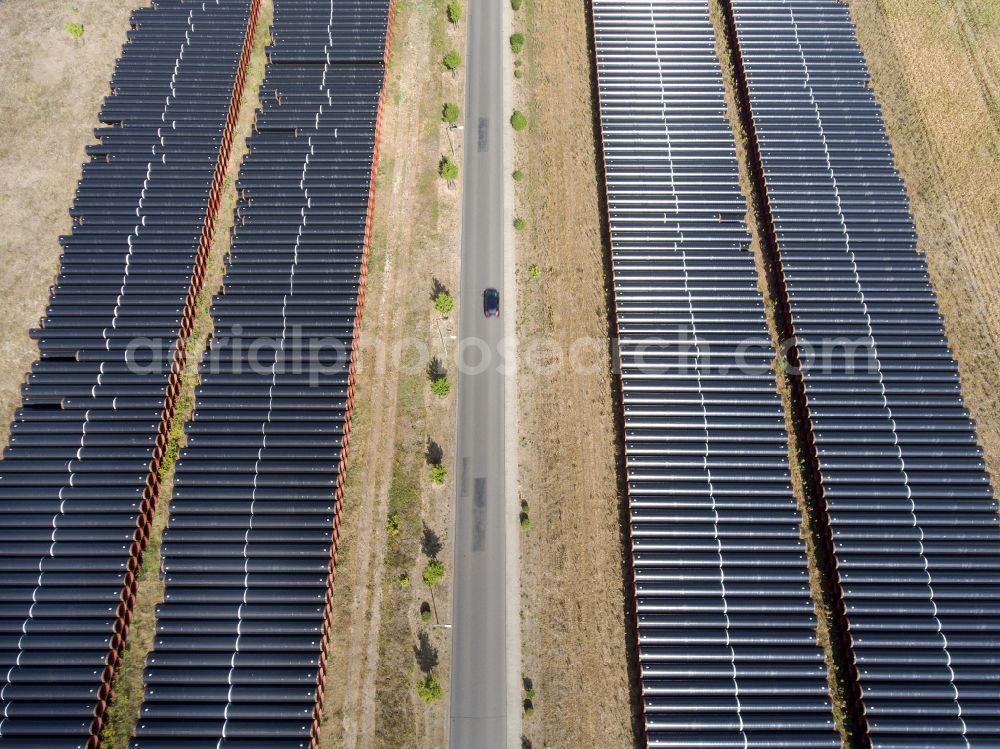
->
948, 0, 1000, 151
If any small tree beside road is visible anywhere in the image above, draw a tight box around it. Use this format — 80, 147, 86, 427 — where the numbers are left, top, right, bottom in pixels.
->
429, 464, 448, 484
422, 559, 446, 587
417, 674, 444, 704
430, 375, 451, 397
442, 101, 460, 124
433, 291, 454, 315
439, 156, 459, 185
443, 50, 461, 71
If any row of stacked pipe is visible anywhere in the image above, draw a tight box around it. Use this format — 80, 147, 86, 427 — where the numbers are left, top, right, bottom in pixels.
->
730, 1, 1000, 746
0, 2, 259, 747
593, 0, 1000, 747
129, 0, 392, 747
592, 1, 839, 745
0, 0, 393, 746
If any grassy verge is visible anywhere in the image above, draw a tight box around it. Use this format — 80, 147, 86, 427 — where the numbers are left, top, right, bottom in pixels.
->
98, 4, 273, 745
371, 0, 463, 743
315, 0, 463, 743
372, 350, 426, 748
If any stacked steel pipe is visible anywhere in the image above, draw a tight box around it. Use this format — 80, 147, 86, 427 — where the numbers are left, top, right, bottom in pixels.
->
129, 1, 392, 746
590, 1, 838, 746
728, 1, 1000, 746
0, 2, 258, 748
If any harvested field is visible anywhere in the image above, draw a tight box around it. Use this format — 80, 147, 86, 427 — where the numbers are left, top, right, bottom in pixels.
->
513, 0, 637, 745
848, 0, 1000, 485
0, 0, 135, 446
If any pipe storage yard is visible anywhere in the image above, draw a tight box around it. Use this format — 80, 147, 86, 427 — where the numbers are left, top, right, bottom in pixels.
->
590, 1, 837, 746
593, 0, 1000, 746
0, 0, 998, 746
129, 0, 391, 747
0, 1, 258, 746
727, 0, 1000, 746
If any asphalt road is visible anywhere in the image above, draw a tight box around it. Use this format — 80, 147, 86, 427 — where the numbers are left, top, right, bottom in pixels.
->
448, 0, 508, 743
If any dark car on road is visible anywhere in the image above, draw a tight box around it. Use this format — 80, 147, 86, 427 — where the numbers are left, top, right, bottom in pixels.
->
483, 288, 500, 318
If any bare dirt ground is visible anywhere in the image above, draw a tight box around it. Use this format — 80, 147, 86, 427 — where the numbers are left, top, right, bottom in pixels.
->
0, 0, 135, 446
319, 0, 464, 746
848, 0, 1000, 486
513, 0, 637, 745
